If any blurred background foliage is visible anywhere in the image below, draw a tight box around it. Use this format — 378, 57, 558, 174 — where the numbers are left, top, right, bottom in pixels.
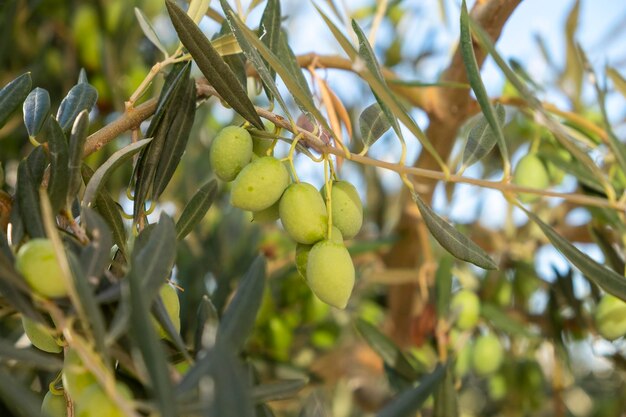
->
1, 0, 626, 416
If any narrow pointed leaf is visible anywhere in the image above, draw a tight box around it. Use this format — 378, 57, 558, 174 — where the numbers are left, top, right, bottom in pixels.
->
259, 0, 281, 81
23, 87, 50, 139
194, 295, 219, 353
481, 303, 534, 337
83, 138, 152, 207
67, 110, 89, 206
210, 346, 255, 417
45, 117, 69, 213
56, 82, 97, 133
356, 318, 420, 380
412, 192, 497, 270
187, 0, 211, 24
219, 1, 292, 119
217, 23, 247, 88
523, 207, 626, 301
211, 33, 243, 56
135, 7, 169, 57
276, 29, 313, 105
152, 76, 197, 198
433, 366, 458, 417
377, 365, 446, 417
252, 379, 307, 403
80, 208, 113, 283
459, 1, 508, 163
217, 256, 266, 351
81, 165, 127, 255
151, 295, 192, 362
128, 218, 176, 417
435, 255, 453, 318
0, 339, 63, 371
166, 0, 263, 129
175, 179, 218, 240
0, 72, 31, 128
359, 103, 391, 147
462, 104, 506, 168
16, 160, 44, 238
607, 66, 626, 98
223, 9, 334, 137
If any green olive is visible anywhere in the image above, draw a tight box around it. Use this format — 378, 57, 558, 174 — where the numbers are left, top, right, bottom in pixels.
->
267, 317, 293, 361
231, 156, 290, 211
295, 226, 343, 279
210, 126, 253, 182
16, 239, 68, 298
450, 290, 481, 330
151, 284, 181, 339
279, 183, 328, 244
471, 334, 504, 376
306, 240, 354, 309
321, 181, 363, 239
252, 201, 280, 223
62, 349, 97, 400
512, 154, 550, 203
22, 316, 61, 353
595, 294, 626, 341
41, 390, 67, 417
74, 382, 132, 417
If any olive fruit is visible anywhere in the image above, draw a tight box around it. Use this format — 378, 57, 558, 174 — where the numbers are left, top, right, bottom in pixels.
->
267, 317, 293, 361
22, 316, 61, 353
321, 181, 363, 239
471, 334, 504, 376
151, 284, 181, 339
295, 226, 342, 278
306, 240, 354, 309
209, 126, 253, 182
595, 294, 626, 341
74, 382, 132, 417
252, 201, 280, 223
231, 156, 290, 211
279, 183, 328, 244
62, 349, 97, 400
41, 390, 67, 417
450, 290, 481, 330
512, 154, 550, 203
16, 238, 68, 298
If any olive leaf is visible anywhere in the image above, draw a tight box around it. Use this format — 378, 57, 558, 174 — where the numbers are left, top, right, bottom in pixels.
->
0, 72, 31, 129
165, 0, 263, 129
252, 379, 307, 403
0, 338, 63, 371
459, 0, 508, 165
522, 207, 626, 301
175, 179, 218, 241
134, 7, 168, 58
67, 110, 89, 208
412, 192, 497, 270
56, 81, 98, 133
377, 365, 446, 417
359, 103, 391, 147
259, 0, 281, 82
433, 366, 459, 417
0, 367, 48, 417
23, 87, 50, 140
44, 116, 69, 213
462, 103, 506, 169
16, 159, 45, 238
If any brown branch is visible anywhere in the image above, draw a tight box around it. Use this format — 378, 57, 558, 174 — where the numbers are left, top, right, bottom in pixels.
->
384, 0, 523, 347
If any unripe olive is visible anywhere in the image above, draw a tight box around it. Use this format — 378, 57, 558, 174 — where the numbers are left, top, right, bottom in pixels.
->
306, 240, 354, 309
538, 142, 571, 184
151, 284, 181, 339
454, 342, 472, 378
16, 239, 68, 298
512, 154, 550, 203
209, 126, 253, 182
295, 226, 343, 278
472, 334, 504, 376
41, 390, 67, 417
22, 316, 61, 353
74, 382, 132, 417
267, 317, 293, 361
252, 136, 274, 157
62, 349, 97, 400
279, 183, 328, 244
450, 290, 481, 330
231, 157, 290, 211
595, 294, 626, 341
321, 181, 363, 239
488, 373, 507, 401
252, 201, 280, 223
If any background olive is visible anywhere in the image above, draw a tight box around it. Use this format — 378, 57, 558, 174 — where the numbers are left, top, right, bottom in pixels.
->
512, 154, 550, 203
209, 125, 253, 182
74, 382, 132, 417
279, 183, 328, 244
471, 334, 504, 376
450, 289, 481, 330
595, 294, 626, 341
151, 284, 181, 339
295, 226, 342, 278
16, 239, 68, 298
41, 390, 67, 417
62, 349, 97, 400
231, 156, 290, 211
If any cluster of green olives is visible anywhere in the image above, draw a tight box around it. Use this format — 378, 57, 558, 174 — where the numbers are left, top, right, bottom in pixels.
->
210, 125, 363, 309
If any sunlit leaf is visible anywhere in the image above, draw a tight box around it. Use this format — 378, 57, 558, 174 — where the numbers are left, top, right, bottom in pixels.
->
0, 72, 31, 129
412, 192, 497, 270
166, 0, 263, 129
135, 7, 169, 57
462, 104, 506, 169
359, 102, 391, 147
23, 87, 50, 140
175, 179, 218, 240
